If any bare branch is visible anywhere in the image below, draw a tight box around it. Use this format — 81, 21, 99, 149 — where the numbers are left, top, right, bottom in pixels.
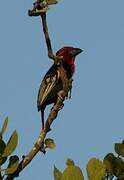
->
40, 13, 55, 60
28, 4, 64, 63
28, 1, 55, 60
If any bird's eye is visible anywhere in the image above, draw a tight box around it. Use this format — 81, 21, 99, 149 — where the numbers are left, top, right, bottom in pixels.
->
64, 50, 69, 55
65, 50, 71, 56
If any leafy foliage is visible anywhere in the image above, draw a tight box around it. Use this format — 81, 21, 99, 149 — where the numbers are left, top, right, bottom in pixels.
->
45, 138, 56, 149
0, 117, 8, 137
0, 138, 6, 155
1, 117, 124, 180
54, 166, 62, 180
85, 140, 124, 179
46, 0, 58, 5
2, 130, 18, 157
36, 0, 58, 13
0, 118, 19, 178
115, 142, 124, 157
0, 138, 7, 165
87, 158, 106, 180
5, 155, 19, 175
54, 159, 84, 180
104, 153, 124, 177
38, 6, 49, 13
53, 140, 124, 180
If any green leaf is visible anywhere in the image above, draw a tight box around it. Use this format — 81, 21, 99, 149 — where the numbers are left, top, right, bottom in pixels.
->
53, 165, 62, 180
115, 143, 124, 157
45, 138, 56, 149
46, 0, 58, 5
66, 159, 75, 166
38, 6, 49, 13
62, 159, 84, 180
0, 117, 8, 136
103, 153, 114, 175
2, 130, 18, 157
111, 157, 124, 177
103, 153, 124, 177
87, 157, 106, 180
5, 155, 19, 175
0, 138, 6, 155
117, 174, 124, 180
0, 138, 7, 165
0, 156, 7, 166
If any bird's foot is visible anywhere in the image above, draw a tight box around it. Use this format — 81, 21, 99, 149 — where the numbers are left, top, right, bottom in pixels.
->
59, 103, 64, 110
40, 142, 46, 154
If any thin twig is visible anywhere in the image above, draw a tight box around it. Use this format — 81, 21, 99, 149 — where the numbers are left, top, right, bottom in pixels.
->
40, 13, 55, 60
28, 10, 63, 63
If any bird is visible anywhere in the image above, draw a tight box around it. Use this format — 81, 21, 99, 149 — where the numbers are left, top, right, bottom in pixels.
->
37, 46, 83, 130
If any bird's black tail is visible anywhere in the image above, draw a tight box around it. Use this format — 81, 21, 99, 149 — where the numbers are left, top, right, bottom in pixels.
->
41, 110, 44, 130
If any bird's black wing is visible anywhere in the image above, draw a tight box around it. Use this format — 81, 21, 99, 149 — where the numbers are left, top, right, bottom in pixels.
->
37, 64, 60, 111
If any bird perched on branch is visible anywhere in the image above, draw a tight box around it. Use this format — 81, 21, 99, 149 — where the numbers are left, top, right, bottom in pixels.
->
37, 46, 83, 129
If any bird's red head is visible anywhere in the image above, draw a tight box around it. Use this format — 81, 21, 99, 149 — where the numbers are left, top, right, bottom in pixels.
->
56, 46, 83, 77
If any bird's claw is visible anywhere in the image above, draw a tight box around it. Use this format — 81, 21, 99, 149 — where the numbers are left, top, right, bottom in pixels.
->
58, 103, 64, 110
40, 142, 46, 154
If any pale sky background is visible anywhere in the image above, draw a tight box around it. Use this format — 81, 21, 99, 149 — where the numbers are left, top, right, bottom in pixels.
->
0, 0, 124, 179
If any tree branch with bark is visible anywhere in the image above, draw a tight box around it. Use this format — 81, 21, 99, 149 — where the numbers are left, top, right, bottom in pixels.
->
3, 1, 72, 179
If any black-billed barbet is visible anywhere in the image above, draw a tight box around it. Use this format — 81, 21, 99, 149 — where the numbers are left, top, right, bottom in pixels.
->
37, 46, 82, 129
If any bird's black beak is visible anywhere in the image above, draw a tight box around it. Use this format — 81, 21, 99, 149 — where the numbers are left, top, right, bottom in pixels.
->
70, 48, 83, 57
